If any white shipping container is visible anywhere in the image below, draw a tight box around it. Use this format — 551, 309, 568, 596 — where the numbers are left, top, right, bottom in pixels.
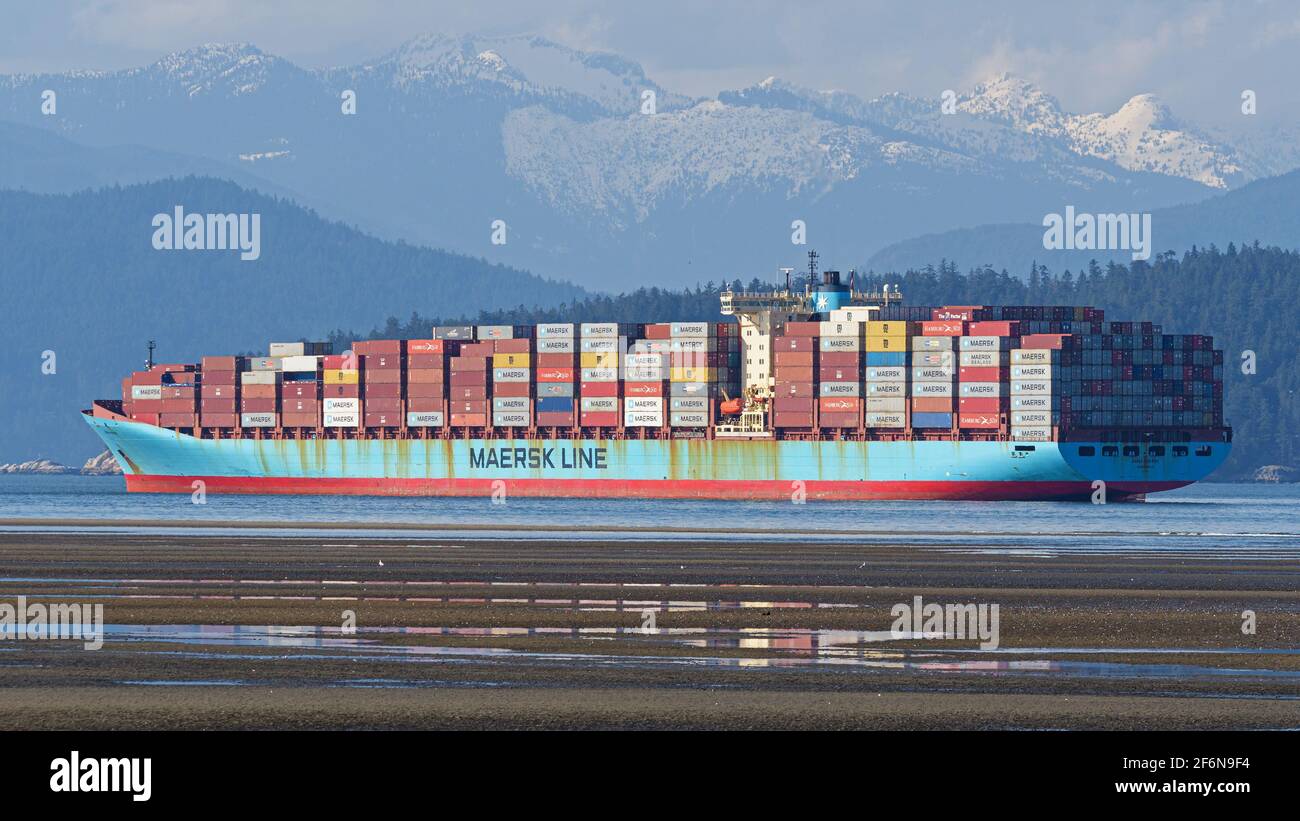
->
240, 371, 277, 385
580, 397, 619, 412
818, 336, 861, 352
268, 342, 305, 358
818, 321, 863, 338
958, 381, 1004, 397
280, 355, 319, 373
670, 337, 718, 352
670, 398, 708, 412
866, 382, 906, 396
536, 338, 576, 354
623, 411, 664, 427
581, 322, 619, 338
1010, 381, 1054, 395
819, 381, 860, 397
240, 412, 276, 428
1011, 411, 1054, 426
493, 397, 530, 412
536, 323, 574, 339
1011, 349, 1059, 364
624, 369, 667, 382
912, 366, 955, 381
670, 412, 710, 426
911, 350, 955, 367
323, 398, 359, 413
581, 337, 620, 352
476, 325, 514, 340
581, 367, 619, 382
959, 351, 1004, 367
323, 411, 360, 427
406, 411, 444, 427
865, 397, 906, 413
1010, 426, 1053, 441
492, 412, 530, 427
911, 336, 955, 351
625, 353, 665, 368
1011, 396, 1059, 410
131, 385, 162, 400
865, 367, 907, 382
958, 336, 1006, 351
865, 412, 906, 428
493, 368, 530, 383
912, 381, 954, 397
1011, 365, 1059, 380
624, 397, 663, 412
670, 322, 712, 337
828, 308, 874, 324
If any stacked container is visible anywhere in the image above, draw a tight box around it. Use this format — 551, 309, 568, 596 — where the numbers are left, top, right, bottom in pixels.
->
864, 320, 909, 429
240, 356, 279, 429
199, 356, 240, 428
357, 340, 402, 428
535, 323, 576, 427
278, 351, 320, 428
323, 351, 361, 429
911, 314, 961, 429
492, 331, 532, 428
625, 329, 669, 428
406, 339, 448, 428
817, 314, 863, 428
668, 322, 714, 428
449, 339, 492, 427
579, 323, 621, 427
772, 321, 818, 428
957, 318, 1014, 431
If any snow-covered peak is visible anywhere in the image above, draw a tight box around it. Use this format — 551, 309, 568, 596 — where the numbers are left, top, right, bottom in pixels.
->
960, 73, 1067, 133
149, 42, 284, 96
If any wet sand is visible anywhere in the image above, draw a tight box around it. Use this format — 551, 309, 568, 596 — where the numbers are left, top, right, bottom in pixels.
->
0, 530, 1297, 730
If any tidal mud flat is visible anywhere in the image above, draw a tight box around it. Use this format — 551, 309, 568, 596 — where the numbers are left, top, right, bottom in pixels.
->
0, 529, 1297, 730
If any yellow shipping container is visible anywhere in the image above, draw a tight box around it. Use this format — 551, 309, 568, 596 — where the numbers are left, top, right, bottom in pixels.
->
670, 366, 714, 382
579, 351, 619, 368
865, 336, 909, 352
323, 369, 360, 384
493, 352, 531, 368
865, 321, 910, 337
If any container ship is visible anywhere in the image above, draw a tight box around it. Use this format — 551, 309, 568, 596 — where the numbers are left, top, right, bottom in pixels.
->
83, 256, 1230, 501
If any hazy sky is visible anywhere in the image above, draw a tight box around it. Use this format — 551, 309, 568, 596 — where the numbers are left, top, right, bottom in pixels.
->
3, 0, 1297, 128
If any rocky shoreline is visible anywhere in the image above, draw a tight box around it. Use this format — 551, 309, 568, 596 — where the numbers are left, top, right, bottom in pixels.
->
0, 451, 122, 476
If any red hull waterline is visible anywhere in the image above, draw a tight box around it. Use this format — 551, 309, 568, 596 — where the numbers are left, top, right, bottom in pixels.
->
124, 474, 1185, 501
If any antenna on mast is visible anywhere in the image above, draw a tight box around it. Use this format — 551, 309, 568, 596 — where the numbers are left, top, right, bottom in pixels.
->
779, 267, 794, 292
146, 340, 156, 371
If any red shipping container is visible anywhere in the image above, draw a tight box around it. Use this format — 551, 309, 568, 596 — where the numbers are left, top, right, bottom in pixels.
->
450, 356, 488, 372
202, 369, 237, 385
783, 322, 820, 337
817, 352, 858, 368
450, 400, 489, 414
772, 337, 815, 353
132, 399, 163, 412
364, 383, 402, 399
774, 351, 814, 367
201, 356, 239, 371
406, 383, 446, 399
920, 321, 965, 336
958, 366, 1006, 382
820, 366, 858, 382
152, 363, 192, 373
1019, 334, 1068, 349
932, 306, 981, 322
912, 397, 953, 412
819, 412, 859, 428
537, 411, 574, 426
458, 342, 495, 356
283, 399, 318, 413
406, 340, 447, 355
242, 384, 276, 399
201, 398, 237, 413
449, 370, 488, 387
322, 354, 355, 369
201, 412, 237, 427
280, 382, 318, 398
407, 354, 444, 369
160, 398, 196, 413
494, 338, 532, 353
240, 398, 277, 413
364, 412, 400, 427
773, 366, 814, 382
774, 397, 814, 413
322, 384, 360, 399
773, 381, 815, 397
161, 386, 196, 399
967, 321, 1017, 336
407, 368, 444, 384
448, 385, 488, 400
536, 367, 575, 382
365, 398, 401, 412
282, 412, 318, 427
958, 412, 1000, 429
644, 324, 672, 340
450, 413, 488, 427
131, 371, 165, 386
406, 398, 443, 412
579, 411, 619, 426
773, 412, 813, 427
624, 381, 664, 397
364, 369, 402, 384
959, 397, 1007, 412
536, 353, 575, 368
492, 382, 531, 398
363, 354, 403, 369
353, 340, 402, 355
130, 413, 161, 425
580, 381, 620, 397
819, 397, 860, 413
159, 413, 197, 427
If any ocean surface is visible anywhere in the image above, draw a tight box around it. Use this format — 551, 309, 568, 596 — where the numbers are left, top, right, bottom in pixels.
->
0, 475, 1297, 555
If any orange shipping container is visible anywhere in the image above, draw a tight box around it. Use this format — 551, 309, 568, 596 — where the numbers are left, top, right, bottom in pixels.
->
911, 397, 954, 412
818, 397, 861, 413
450, 413, 488, 427
536, 367, 574, 382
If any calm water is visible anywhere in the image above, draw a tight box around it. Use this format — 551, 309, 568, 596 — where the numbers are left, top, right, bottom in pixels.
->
0, 475, 1298, 554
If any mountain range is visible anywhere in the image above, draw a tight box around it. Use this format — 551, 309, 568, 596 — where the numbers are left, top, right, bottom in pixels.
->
3, 34, 1295, 290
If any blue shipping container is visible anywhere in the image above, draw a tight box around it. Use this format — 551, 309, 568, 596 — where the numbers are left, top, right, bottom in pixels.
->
537, 396, 575, 413
911, 412, 953, 428
866, 352, 907, 367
